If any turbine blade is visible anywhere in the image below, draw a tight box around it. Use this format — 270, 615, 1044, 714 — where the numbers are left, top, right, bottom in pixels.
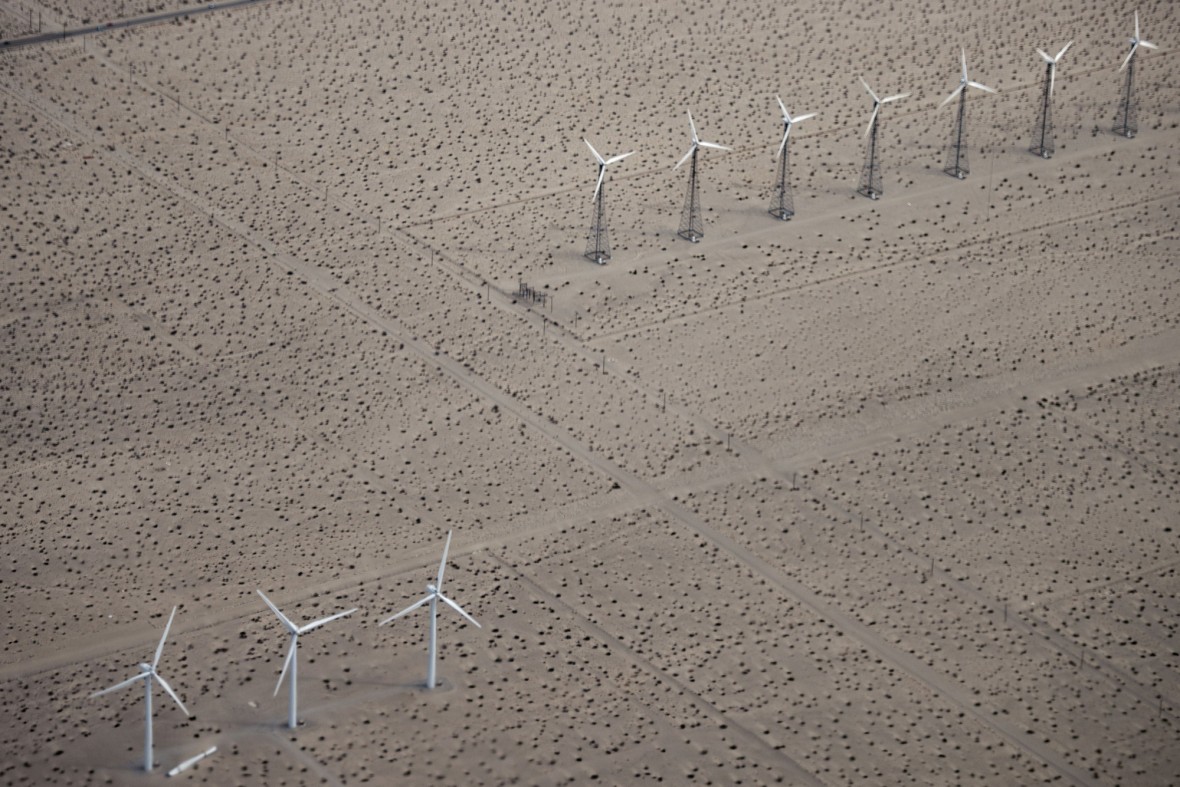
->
1049, 63, 1056, 98
1140, 40, 1157, 50
864, 104, 879, 137
968, 81, 997, 94
939, 85, 963, 108
1121, 42, 1137, 71
298, 607, 358, 634
1056, 41, 1073, 61
1135, 11, 1139, 42
697, 140, 729, 151
776, 94, 789, 122
153, 673, 190, 717
687, 110, 698, 143
378, 594, 431, 626
674, 145, 696, 170
592, 167, 605, 202
604, 151, 634, 166
257, 590, 298, 634
859, 76, 879, 103
440, 594, 482, 628
274, 635, 296, 696
90, 672, 148, 698
881, 92, 910, 103
436, 530, 453, 591
584, 138, 605, 165
961, 49, 968, 82
793, 112, 816, 124
153, 606, 177, 670
775, 127, 789, 160
1036, 48, 1054, 64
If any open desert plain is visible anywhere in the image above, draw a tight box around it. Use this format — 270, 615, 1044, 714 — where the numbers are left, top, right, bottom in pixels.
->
2, 0, 1179, 784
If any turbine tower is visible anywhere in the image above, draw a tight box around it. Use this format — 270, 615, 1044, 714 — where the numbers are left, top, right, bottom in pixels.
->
939, 49, 997, 179
858, 77, 909, 200
1113, 11, 1157, 138
380, 530, 481, 689
769, 96, 816, 221
1030, 42, 1072, 158
675, 110, 730, 242
583, 138, 634, 265
258, 590, 357, 729
90, 606, 190, 772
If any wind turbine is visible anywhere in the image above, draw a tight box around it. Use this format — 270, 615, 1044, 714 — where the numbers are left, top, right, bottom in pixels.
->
674, 110, 730, 242
1030, 41, 1072, 158
939, 49, 996, 179
1113, 11, 1158, 138
583, 138, 634, 265
90, 606, 190, 772
258, 589, 357, 729
858, 77, 909, 200
769, 96, 816, 220
379, 530, 480, 689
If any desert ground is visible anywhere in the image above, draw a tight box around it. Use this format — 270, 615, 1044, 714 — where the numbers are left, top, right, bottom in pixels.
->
1, 0, 1178, 783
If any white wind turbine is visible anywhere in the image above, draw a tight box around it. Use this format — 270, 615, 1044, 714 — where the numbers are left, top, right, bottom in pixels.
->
1031, 41, 1072, 157
675, 110, 730, 241
258, 590, 357, 729
940, 49, 996, 179
858, 77, 909, 199
1114, 11, 1158, 138
90, 606, 190, 772
584, 138, 635, 264
380, 530, 480, 689
1036, 41, 1073, 100
769, 95, 816, 220
1121, 10, 1158, 71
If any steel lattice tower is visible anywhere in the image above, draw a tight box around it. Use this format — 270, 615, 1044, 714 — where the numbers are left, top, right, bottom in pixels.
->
1030, 61, 1056, 157
768, 145, 794, 220
857, 119, 883, 200
945, 89, 970, 178
584, 181, 611, 263
1113, 54, 1139, 138
678, 147, 705, 242
1113, 13, 1155, 139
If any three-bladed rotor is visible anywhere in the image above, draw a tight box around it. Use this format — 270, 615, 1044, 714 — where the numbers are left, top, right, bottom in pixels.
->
1121, 11, 1158, 70
675, 110, 730, 169
584, 138, 634, 202
257, 590, 357, 697
90, 605, 190, 717
774, 95, 816, 160
1035, 41, 1073, 98
379, 530, 481, 630
939, 49, 997, 109
861, 77, 910, 137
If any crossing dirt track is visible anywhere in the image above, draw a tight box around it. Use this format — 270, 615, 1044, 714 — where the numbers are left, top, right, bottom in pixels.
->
2, 0, 1179, 784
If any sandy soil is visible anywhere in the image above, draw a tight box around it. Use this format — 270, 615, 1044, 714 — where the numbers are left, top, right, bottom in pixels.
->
2, 0, 1178, 784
